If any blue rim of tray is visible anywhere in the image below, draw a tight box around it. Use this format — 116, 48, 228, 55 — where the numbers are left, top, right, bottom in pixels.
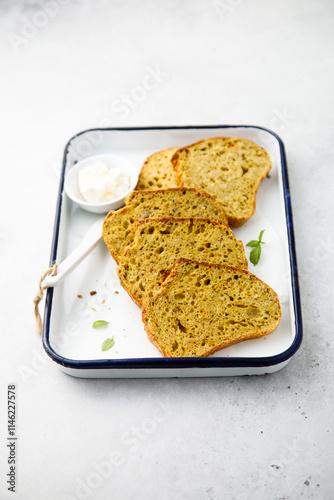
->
42, 125, 303, 371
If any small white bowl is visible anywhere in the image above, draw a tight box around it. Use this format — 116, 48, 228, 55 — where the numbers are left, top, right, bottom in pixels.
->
64, 154, 138, 214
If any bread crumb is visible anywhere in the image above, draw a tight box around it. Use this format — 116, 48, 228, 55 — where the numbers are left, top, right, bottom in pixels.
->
77, 295, 83, 299
102, 299, 105, 304
102, 184, 229, 263
90, 291, 97, 296
115, 291, 119, 294
172, 137, 271, 226
118, 218, 247, 306
135, 147, 179, 191
142, 259, 281, 357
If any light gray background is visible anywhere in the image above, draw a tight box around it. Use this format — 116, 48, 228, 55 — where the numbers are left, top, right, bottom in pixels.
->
1, 1, 333, 499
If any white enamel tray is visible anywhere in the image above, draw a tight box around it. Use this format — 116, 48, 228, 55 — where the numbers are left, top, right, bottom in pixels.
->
43, 126, 302, 378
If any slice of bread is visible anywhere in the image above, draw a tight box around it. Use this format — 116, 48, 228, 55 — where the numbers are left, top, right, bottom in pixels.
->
117, 218, 248, 307
102, 187, 229, 264
142, 258, 281, 357
172, 137, 271, 227
135, 147, 179, 190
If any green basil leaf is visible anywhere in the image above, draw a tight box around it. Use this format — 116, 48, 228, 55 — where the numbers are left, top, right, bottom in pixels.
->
101, 337, 115, 351
249, 245, 262, 266
92, 320, 110, 329
259, 229, 266, 243
247, 230, 266, 265
246, 240, 260, 248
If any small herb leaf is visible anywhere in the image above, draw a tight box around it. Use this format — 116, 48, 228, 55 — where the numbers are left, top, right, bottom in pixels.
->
92, 320, 110, 329
249, 246, 262, 266
259, 229, 265, 243
246, 230, 266, 266
101, 337, 115, 351
246, 240, 260, 248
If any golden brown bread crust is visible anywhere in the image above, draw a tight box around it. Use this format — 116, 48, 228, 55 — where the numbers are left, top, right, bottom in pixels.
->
142, 258, 281, 357
135, 147, 179, 190
171, 137, 271, 227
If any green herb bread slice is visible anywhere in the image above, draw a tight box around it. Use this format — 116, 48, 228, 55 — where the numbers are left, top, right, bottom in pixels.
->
117, 217, 247, 307
142, 258, 281, 357
102, 187, 229, 264
135, 147, 179, 190
172, 137, 271, 227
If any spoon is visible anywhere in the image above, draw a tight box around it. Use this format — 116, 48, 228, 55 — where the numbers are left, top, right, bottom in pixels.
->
43, 154, 138, 288
43, 216, 105, 288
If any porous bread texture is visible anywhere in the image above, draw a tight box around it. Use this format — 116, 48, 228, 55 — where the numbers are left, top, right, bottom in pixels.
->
117, 217, 247, 308
102, 187, 229, 264
135, 147, 179, 190
142, 259, 281, 357
172, 137, 271, 227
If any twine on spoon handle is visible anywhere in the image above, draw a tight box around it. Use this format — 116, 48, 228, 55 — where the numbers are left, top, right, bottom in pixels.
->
33, 263, 58, 335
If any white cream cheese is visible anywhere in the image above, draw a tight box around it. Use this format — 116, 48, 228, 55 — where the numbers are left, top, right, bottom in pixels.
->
78, 160, 131, 203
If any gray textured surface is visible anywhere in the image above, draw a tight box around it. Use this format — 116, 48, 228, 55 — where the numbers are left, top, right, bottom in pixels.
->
0, 1, 333, 498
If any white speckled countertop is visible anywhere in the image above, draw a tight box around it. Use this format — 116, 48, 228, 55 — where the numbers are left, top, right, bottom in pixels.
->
0, 1, 333, 499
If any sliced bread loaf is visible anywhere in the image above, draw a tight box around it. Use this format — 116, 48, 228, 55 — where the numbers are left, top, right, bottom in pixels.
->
117, 217, 248, 307
172, 137, 271, 227
135, 147, 179, 190
102, 187, 229, 264
142, 258, 281, 357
